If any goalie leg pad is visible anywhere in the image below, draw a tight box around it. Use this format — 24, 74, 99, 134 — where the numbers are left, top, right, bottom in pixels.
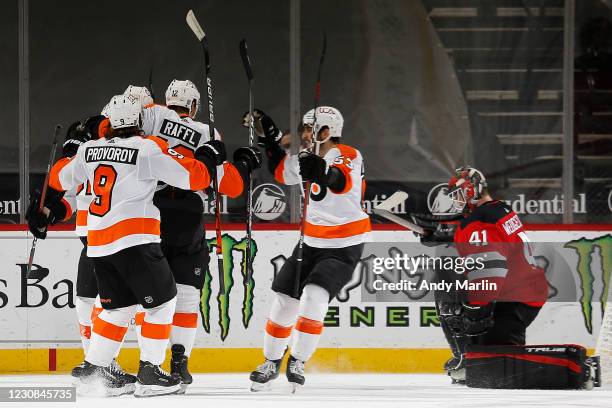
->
465, 344, 599, 389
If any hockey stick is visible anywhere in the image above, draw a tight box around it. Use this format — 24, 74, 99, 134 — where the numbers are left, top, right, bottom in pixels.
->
148, 65, 155, 100
294, 32, 327, 297
186, 9, 226, 294
26, 124, 62, 278
239, 39, 255, 284
373, 191, 426, 235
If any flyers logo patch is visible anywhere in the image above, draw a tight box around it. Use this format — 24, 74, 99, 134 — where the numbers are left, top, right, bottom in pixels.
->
167, 148, 185, 159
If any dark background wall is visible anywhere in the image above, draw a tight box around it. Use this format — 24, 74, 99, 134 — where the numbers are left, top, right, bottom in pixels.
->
1, 0, 611, 223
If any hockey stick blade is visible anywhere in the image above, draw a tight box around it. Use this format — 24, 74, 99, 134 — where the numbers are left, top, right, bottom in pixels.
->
373, 191, 425, 234
374, 191, 409, 212
186, 10, 206, 42
239, 39, 254, 81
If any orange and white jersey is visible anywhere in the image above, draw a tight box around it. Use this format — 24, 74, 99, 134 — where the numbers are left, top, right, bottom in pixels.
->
73, 182, 93, 236
49, 135, 211, 257
275, 144, 371, 248
142, 104, 242, 198
59, 183, 77, 223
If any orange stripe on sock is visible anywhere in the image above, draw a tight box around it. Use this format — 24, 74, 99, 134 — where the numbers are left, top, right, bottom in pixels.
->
265, 320, 292, 338
134, 312, 145, 326
79, 324, 91, 339
173, 313, 198, 328
92, 318, 128, 342
91, 307, 103, 322
295, 316, 323, 335
141, 321, 172, 340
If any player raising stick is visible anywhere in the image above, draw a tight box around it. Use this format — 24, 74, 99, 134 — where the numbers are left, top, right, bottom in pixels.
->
247, 107, 370, 391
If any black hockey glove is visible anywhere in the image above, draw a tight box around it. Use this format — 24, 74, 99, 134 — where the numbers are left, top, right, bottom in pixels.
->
62, 121, 90, 157
420, 226, 455, 246
298, 151, 328, 184
242, 109, 283, 147
83, 115, 106, 139
195, 140, 227, 173
459, 303, 495, 336
233, 146, 263, 172
25, 189, 66, 239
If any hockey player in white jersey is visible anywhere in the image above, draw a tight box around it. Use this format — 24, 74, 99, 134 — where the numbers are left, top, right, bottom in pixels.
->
247, 107, 370, 391
38, 94, 226, 397
27, 111, 140, 393
127, 80, 261, 392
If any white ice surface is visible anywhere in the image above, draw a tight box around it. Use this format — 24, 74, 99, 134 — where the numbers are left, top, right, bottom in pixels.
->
0, 373, 611, 408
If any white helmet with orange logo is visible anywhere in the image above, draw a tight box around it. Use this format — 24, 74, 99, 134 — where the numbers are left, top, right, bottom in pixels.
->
302, 106, 343, 143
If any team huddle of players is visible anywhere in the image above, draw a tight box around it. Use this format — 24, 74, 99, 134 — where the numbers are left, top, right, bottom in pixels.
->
26, 80, 371, 397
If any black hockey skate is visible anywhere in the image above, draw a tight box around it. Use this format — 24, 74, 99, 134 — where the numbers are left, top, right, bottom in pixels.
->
250, 357, 283, 391
446, 354, 466, 384
70, 360, 88, 379
584, 356, 601, 390
73, 360, 136, 396
171, 344, 193, 394
286, 355, 305, 392
444, 356, 462, 372
135, 360, 181, 398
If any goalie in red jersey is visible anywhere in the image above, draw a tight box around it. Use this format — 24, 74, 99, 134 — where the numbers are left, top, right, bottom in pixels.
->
421, 166, 599, 389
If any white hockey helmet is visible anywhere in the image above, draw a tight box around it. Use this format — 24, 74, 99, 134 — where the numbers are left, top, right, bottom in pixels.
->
105, 94, 143, 130
165, 79, 200, 114
302, 106, 343, 140
100, 102, 111, 118
124, 85, 153, 107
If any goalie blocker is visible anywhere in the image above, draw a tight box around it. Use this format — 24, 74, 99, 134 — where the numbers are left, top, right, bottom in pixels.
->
465, 344, 601, 389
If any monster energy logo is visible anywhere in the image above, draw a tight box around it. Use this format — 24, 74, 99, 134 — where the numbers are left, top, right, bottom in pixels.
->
200, 234, 257, 340
564, 235, 612, 334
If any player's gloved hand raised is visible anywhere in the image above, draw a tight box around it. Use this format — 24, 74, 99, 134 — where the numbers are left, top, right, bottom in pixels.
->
242, 109, 283, 147
25, 190, 56, 240
298, 151, 327, 185
62, 121, 90, 158
460, 303, 495, 336
195, 140, 227, 172
233, 146, 263, 172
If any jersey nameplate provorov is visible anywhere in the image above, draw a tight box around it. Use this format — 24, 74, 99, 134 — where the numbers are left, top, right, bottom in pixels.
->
85, 146, 138, 165
160, 119, 202, 148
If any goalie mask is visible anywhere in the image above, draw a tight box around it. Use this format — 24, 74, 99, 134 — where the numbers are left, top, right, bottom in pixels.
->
302, 106, 343, 145
165, 79, 200, 116
106, 94, 142, 130
446, 166, 488, 213
124, 85, 153, 107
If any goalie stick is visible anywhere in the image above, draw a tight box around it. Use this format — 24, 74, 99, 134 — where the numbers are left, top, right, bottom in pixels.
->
294, 32, 327, 297
373, 191, 426, 235
26, 124, 62, 278
186, 9, 226, 294
239, 39, 255, 284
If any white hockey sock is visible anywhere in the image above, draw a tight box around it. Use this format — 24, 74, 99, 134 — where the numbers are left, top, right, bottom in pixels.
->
170, 284, 200, 357
140, 297, 177, 365
291, 284, 329, 362
263, 292, 300, 361
75, 296, 95, 354
86, 304, 137, 367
